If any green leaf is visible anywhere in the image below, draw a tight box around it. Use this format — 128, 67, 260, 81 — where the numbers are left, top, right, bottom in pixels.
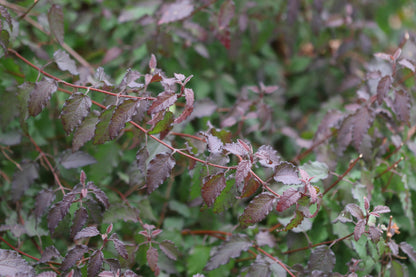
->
186, 246, 210, 275
285, 210, 305, 231
213, 178, 236, 214
300, 161, 329, 182
103, 203, 139, 223
148, 110, 174, 139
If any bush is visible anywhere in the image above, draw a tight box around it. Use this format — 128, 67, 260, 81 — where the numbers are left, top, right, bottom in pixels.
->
1, 0, 416, 276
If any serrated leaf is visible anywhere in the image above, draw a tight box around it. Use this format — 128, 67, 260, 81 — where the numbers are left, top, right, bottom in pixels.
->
345, 203, 364, 219
308, 245, 336, 272
337, 114, 354, 155
74, 226, 100, 240
235, 160, 252, 189
11, 161, 39, 201
72, 111, 99, 151
48, 5, 64, 44
393, 90, 411, 125
223, 142, 249, 156
148, 111, 174, 139
354, 219, 366, 241
103, 203, 139, 223
136, 146, 149, 174
146, 152, 175, 193
239, 192, 276, 228
351, 107, 373, 150
60, 151, 96, 169
399, 242, 416, 263
70, 207, 88, 239
147, 247, 159, 275
148, 91, 178, 114
240, 177, 260, 198
368, 226, 383, 242
300, 161, 329, 182
213, 179, 237, 214
0, 249, 35, 276
255, 145, 280, 168
376, 75, 392, 105
205, 234, 252, 271
94, 105, 116, 144
389, 240, 399, 256
37, 271, 58, 277
372, 205, 390, 215
61, 245, 88, 271
48, 193, 76, 234
60, 93, 92, 134
159, 240, 179, 261
110, 234, 128, 260
88, 250, 104, 277
246, 262, 271, 277
28, 79, 58, 116
109, 99, 139, 139
16, 82, 34, 131
398, 58, 415, 72
174, 88, 194, 123
276, 188, 301, 212
53, 49, 78, 75
158, 1, 194, 25
39, 246, 62, 263
273, 162, 301, 185
201, 173, 227, 207
34, 189, 56, 219
87, 182, 110, 209
285, 210, 305, 231
205, 133, 223, 154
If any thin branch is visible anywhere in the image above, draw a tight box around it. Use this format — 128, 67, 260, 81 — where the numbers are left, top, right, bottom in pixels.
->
255, 246, 296, 277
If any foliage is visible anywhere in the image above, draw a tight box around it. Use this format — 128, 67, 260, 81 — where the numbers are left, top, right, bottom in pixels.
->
1, 0, 416, 276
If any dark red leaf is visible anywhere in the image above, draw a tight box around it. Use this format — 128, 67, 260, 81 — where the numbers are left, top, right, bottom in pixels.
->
158, 1, 194, 25
93, 105, 116, 144
34, 189, 56, 219
393, 90, 411, 125
376, 75, 392, 105
204, 234, 252, 271
148, 91, 178, 114
47, 193, 76, 234
70, 207, 88, 239
174, 88, 194, 124
61, 245, 88, 271
74, 226, 100, 240
255, 231, 276, 247
308, 245, 336, 272
147, 247, 159, 275
240, 177, 260, 198
239, 192, 276, 228
48, 5, 64, 45
146, 153, 175, 193
388, 240, 399, 256
28, 79, 58, 116
53, 50, 78, 75
273, 162, 301, 185
109, 99, 138, 139
159, 240, 179, 261
88, 250, 104, 277
136, 147, 149, 174
235, 160, 252, 190
276, 188, 301, 212
354, 219, 366, 241
72, 111, 99, 151
201, 173, 227, 207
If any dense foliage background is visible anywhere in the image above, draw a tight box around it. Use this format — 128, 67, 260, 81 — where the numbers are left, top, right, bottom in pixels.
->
1, 0, 416, 276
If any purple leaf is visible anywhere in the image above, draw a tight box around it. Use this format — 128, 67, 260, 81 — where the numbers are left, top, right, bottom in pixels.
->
60, 151, 96, 169
254, 145, 280, 168
354, 219, 366, 241
389, 240, 399, 256
190, 99, 217, 119
345, 203, 364, 219
159, 240, 179, 261
174, 88, 194, 124
205, 133, 224, 154
235, 160, 252, 190
74, 226, 100, 240
147, 247, 159, 275
393, 90, 411, 124
273, 162, 301, 185
37, 271, 58, 277
119, 69, 142, 91
399, 242, 416, 263
240, 177, 260, 198
148, 91, 178, 114
93, 105, 116, 144
60, 93, 92, 135
0, 249, 35, 276
393, 48, 402, 60
276, 188, 301, 212
34, 189, 56, 219
53, 50, 78, 75
204, 234, 252, 271
72, 110, 99, 151
39, 246, 62, 263
337, 114, 354, 155
398, 58, 415, 72
61, 245, 89, 271
28, 79, 58, 116
374, 52, 392, 61
376, 75, 392, 105
110, 233, 128, 260
223, 142, 248, 156
218, 0, 235, 29
87, 182, 110, 209
136, 147, 149, 174
201, 173, 227, 207
48, 5, 64, 44
308, 245, 336, 272
88, 250, 104, 277
48, 193, 76, 234
109, 99, 139, 139
239, 192, 276, 228
70, 207, 88, 239
11, 161, 39, 201
146, 153, 175, 193
372, 205, 390, 215
158, 1, 194, 25
368, 226, 383, 242
255, 231, 276, 247
351, 107, 373, 150
149, 54, 157, 70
